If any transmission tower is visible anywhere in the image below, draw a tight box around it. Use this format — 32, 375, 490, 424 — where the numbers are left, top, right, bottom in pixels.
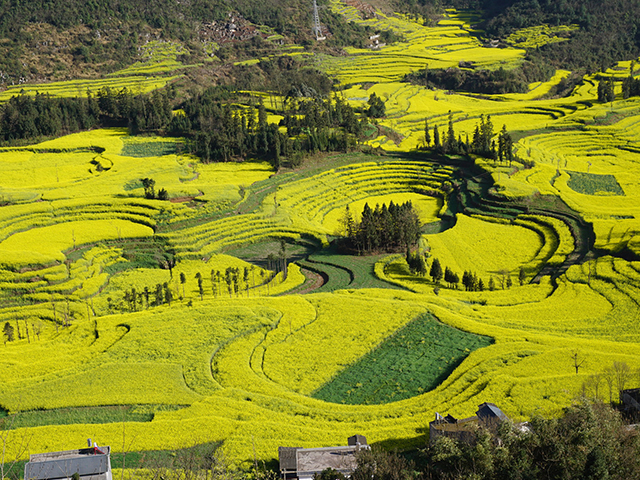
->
312, 0, 326, 41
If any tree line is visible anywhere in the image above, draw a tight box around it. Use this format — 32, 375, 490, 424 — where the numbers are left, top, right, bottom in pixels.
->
110, 265, 278, 313
338, 201, 422, 255
176, 87, 366, 168
424, 113, 521, 166
0, 87, 173, 144
409, 254, 527, 293
405, 60, 554, 95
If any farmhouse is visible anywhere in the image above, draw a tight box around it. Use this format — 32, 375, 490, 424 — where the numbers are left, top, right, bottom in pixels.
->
279, 435, 368, 480
621, 388, 640, 413
429, 402, 509, 445
24, 443, 112, 480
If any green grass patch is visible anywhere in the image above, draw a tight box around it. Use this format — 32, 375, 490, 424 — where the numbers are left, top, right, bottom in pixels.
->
226, 239, 316, 268
0, 405, 186, 430
567, 171, 624, 196
311, 312, 492, 405
307, 248, 403, 290
298, 259, 352, 292
121, 141, 178, 157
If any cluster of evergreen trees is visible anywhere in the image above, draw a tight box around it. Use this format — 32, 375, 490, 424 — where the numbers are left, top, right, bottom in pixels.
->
410, 256, 525, 292
173, 88, 364, 168
340, 201, 422, 254
141, 178, 169, 201
405, 61, 554, 95
424, 113, 515, 164
598, 66, 640, 103
0, 87, 172, 143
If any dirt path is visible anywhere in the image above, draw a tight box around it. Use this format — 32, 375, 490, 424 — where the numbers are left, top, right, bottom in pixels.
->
287, 267, 326, 295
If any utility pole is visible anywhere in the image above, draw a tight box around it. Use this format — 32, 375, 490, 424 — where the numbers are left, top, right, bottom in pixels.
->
312, 0, 326, 41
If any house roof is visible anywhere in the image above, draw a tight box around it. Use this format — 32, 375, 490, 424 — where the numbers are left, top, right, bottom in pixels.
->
296, 446, 358, 477
477, 403, 508, 423
347, 435, 367, 446
25, 446, 111, 480
278, 447, 300, 471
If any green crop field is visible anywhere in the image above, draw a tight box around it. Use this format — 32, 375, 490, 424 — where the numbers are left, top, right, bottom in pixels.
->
1, 1, 640, 475
312, 312, 493, 405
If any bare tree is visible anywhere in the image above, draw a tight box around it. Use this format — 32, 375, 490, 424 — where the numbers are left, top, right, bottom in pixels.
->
1, 412, 32, 480
604, 365, 616, 404
613, 361, 631, 402
146, 440, 232, 480
582, 372, 604, 401
571, 351, 585, 375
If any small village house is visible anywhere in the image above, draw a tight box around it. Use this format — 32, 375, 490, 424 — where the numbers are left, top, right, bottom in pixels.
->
24, 442, 112, 480
279, 435, 368, 480
429, 402, 509, 445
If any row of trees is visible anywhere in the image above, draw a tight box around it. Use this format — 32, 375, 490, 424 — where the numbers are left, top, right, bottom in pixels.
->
0, 87, 173, 143
2, 320, 42, 345
424, 113, 516, 164
112, 266, 279, 313
339, 201, 422, 254
598, 73, 640, 103
582, 360, 640, 405
409, 255, 527, 291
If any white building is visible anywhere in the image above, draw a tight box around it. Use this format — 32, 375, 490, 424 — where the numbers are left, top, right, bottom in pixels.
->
24, 444, 112, 480
279, 435, 368, 480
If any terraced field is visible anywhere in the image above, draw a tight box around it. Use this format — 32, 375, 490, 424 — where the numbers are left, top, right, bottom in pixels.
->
2, 2, 640, 475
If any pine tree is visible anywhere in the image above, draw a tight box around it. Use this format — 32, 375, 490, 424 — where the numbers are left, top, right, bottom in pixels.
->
444, 266, 455, 288
155, 283, 163, 305
141, 178, 156, 199
179, 272, 186, 298
445, 111, 456, 153
3, 321, 14, 342
430, 258, 443, 283
163, 282, 172, 305
623, 76, 633, 99
366, 93, 386, 118
433, 125, 440, 148
462, 271, 472, 291
424, 119, 431, 147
